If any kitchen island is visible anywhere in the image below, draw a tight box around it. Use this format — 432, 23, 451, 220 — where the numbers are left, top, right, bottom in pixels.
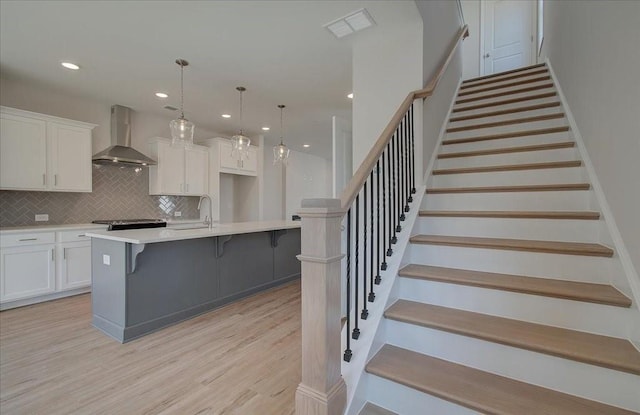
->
86, 220, 301, 342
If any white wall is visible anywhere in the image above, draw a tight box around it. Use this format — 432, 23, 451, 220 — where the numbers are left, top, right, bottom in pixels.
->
351, 2, 423, 170
461, 0, 481, 80
540, 0, 640, 276
285, 150, 332, 220
263, 160, 285, 220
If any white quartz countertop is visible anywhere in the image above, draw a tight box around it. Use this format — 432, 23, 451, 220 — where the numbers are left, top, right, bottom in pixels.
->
85, 220, 301, 244
0, 223, 108, 234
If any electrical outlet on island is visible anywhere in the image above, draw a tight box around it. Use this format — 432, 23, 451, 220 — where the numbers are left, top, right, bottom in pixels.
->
35, 214, 49, 222
174, 211, 182, 217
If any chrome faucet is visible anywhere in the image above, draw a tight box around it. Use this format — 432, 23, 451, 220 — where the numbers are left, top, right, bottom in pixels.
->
198, 194, 213, 229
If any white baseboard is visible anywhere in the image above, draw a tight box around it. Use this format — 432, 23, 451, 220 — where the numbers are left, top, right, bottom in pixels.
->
0, 287, 91, 311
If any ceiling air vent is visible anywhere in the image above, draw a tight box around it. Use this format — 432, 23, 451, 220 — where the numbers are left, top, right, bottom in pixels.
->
324, 8, 376, 39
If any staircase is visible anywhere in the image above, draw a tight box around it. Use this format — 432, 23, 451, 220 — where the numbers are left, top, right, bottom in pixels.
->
357, 63, 640, 414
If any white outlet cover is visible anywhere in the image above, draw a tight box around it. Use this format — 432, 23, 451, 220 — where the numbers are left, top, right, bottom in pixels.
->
35, 214, 49, 221
102, 254, 111, 265
174, 211, 182, 217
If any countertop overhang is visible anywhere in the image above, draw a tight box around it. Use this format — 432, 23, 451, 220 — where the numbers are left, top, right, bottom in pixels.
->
85, 220, 301, 244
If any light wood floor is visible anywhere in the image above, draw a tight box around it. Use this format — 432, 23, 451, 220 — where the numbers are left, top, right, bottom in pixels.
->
0, 281, 301, 415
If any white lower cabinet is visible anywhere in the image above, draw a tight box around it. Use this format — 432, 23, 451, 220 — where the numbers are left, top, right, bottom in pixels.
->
0, 227, 97, 308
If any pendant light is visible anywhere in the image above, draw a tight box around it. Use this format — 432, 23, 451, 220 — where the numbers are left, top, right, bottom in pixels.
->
169, 59, 195, 147
231, 86, 251, 161
273, 104, 290, 165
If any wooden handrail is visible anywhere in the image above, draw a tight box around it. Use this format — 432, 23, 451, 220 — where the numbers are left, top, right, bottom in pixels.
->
340, 24, 469, 209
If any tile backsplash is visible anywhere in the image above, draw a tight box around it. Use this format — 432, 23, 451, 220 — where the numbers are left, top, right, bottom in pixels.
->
0, 164, 199, 227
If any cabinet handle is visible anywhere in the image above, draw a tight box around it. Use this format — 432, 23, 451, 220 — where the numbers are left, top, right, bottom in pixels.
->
180, 183, 183, 192
186, 183, 189, 192
54, 174, 58, 186
52, 249, 55, 261
78, 234, 85, 237
19, 238, 38, 241
63, 248, 66, 260
43, 174, 46, 185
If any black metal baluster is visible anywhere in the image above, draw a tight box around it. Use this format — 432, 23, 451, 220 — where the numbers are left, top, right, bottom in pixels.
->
375, 159, 382, 283
361, 181, 368, 320
352, 194, 360, 340
405, 111, 411, 210
407, 109, 414, 203
410, 104, 416, 194
395, 131, 402, 234
369, 170, 376, 300
343, 208, 352, 362
382, 148, 390, 266
399, 118, 406, 221
391, 135, 399, 242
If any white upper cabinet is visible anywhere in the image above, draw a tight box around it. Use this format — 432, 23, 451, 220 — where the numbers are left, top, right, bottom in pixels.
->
218, 139, 258, 176
0, 107, 96, 192
148, 138, 209, 196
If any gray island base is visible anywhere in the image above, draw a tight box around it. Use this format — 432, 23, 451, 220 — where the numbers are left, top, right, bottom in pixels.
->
89, 225, 300, 343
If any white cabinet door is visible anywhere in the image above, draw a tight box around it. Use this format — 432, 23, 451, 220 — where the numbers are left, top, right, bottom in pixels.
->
243, 146, 258, 175
218, 140, 258, 176
49, 122, 92, 192
0, 245, 56, 302
156, 142, 185, 195
219, 140, 237, 170
0, 113, 47, 190
58, 242, 91, 290
184, 147, 208, 195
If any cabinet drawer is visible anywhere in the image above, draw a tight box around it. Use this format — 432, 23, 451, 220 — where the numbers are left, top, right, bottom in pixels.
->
1, 232, 55, 247
58, 230, 94, 243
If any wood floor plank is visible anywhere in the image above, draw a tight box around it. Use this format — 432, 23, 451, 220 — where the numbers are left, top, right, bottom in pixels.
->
443, 125, 570, 144
452, 92, 558, 113
432, 160, 582, 175
462, 63, 547, 84
366, 345, 637, 415
458, 76, 552, 96
437, 141, 575, 159
449, 101, 561, 122
0, 281, 301, 414
385, 301, 640, 375
460, 68, 549, 90
456, 83, 555, 104
426, 183, 591, 194
399, 264, 631, 307
409, 234, 614, 257
446, 113, 565, 133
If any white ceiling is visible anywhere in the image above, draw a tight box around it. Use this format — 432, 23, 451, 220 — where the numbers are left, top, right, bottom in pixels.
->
0, 0, 389, 159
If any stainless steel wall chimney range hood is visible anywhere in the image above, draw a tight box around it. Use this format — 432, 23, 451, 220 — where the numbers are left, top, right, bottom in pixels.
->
92, 105, 157, 166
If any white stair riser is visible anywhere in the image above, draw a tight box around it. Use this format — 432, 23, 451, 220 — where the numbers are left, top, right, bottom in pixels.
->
397, 277, 631, 337
441, 131, 571, 154
429, 166, 585, 188
407, 244, 610, 283
422, 190, 591, 211
385, 321, 640, 412
463, 68, 549, 89
415, 215, 599, 242
458, 80, 555, 101
450, 96, 559, 119
444, 117, 568, 141
435, 147, 578, 170
448, 105, 564, 129
366, 374, 479, 415
454, 87, 556, 110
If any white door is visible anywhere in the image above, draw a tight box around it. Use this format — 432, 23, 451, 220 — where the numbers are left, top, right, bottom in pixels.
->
0, 113, 47, 190
58, 242, 92, 290
482, 0, 535, 75
49, 122, 92, 192
184, 147, 209, 195
332, 116, 352, 198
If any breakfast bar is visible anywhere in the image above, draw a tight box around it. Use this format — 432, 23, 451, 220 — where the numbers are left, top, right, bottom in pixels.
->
86, 220, 301, 342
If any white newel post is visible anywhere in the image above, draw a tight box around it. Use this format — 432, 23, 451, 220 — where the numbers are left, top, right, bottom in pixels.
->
295, 198, 347, 415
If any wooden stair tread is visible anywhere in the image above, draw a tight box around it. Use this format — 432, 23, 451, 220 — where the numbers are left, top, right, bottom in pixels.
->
433, 160, 582, 175
367, 345, 638, 415
446, 113, 565, 133
462, 63, 547, 84
449, 101, 561, 122
452, 91, 558, 113
358, 402, 397, 415
456, 83, 554, 104
409, 234, 613, 257
458, 75, 552, 96
399, 264, 630, 307
419, 210, 599, 220
437, 141, 575, 159
385, 301, 640, 375
460, 68, 549, 89
426, 183, 591, 194
443, 125, 570, 144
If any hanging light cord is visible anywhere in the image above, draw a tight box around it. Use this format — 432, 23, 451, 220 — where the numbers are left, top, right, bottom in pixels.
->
179, 62, 185, 119
239, 89, 244, 135
279, 106, 284, 145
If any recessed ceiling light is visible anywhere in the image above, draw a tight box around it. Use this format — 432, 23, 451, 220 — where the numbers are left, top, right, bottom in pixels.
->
347, 93, 354, 99
261, 127, 270, 131
61, 62, 80, 70
155, 92, 168, 98
303, 144, 311, 148
222, 114, 231, 118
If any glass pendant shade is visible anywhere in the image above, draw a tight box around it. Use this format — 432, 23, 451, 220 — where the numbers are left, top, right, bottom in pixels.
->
231, 86, 251, 160
273, 104, 290, 165
170, 59, 195, 147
